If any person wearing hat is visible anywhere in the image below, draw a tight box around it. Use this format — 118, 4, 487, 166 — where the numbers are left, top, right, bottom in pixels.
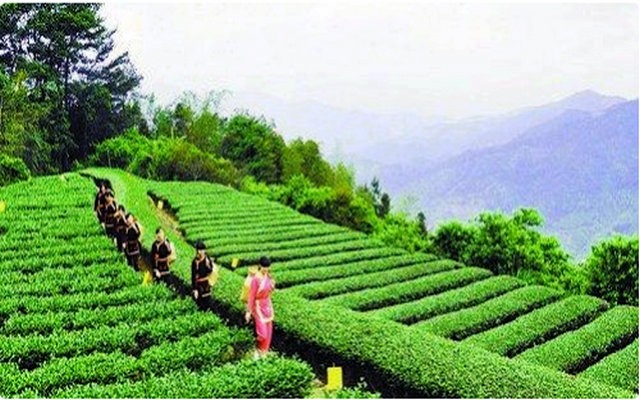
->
245, 255, 276, 358
191, 240, 218, 310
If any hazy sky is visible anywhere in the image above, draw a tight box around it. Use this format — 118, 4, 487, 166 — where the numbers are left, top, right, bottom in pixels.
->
102, 2, 638, 119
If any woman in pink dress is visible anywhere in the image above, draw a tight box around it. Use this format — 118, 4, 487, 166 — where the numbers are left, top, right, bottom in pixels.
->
245, 256, 275, 358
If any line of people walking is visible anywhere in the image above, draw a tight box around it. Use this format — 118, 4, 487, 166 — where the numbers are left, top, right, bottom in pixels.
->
93, 181, 275, 358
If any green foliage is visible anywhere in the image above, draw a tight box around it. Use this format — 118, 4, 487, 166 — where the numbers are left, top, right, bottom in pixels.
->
220, 113, 286, 183
150, 138, 240, 184
0, 4, 142, 171
367, 275, 526, 324
0, 173, 313, 398
583, 235, 638, 306
432, 209, 579, 292
324, 381, 381, 398
372, 212, 432, 253
54, 356, 314, 399
516, 306, 639, 373
91, 130, 240, 185
579, 339, 639, 393
463, 295, 608, 356
414, 285, 562, 340
146, 91, 226, 152
432, 220, 475, 261
289, 257, 452, 299
86, 169, 636, 399
0, 70, 51, 173
324, 267, 492, 311
89, 127, 150, 169
268, 174, 376, 233
282, 138, 334, 186
0, 153, 30, 186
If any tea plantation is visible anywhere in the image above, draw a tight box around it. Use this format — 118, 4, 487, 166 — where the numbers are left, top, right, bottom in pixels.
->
0, 174, 313, 398
1, 169, 637, 398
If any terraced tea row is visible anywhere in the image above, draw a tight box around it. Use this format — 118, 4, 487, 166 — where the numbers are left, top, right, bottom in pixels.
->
0, 174, 314, 398
127, 172, 636, 397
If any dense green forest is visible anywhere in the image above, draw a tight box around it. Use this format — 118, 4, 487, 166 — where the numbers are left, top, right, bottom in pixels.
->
0, 3, 636, 306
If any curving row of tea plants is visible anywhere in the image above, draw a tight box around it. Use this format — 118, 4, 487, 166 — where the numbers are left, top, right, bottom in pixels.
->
0, 174, 314, 398
81, 168, 637, 398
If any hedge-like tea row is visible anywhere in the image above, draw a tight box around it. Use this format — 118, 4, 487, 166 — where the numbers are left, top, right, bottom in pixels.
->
0, 223, 100, 250
367, 275, 526, 324
199, 224, 346, 249
463, 295, 608, 356
181, 209, 302, 225
188, 223, 343, 244
4, 329, 253, 397
0, 242, 114, 269
516, 306, 639, 373
0, 285, 175, 319
180, 218, 320, 235
2, 299, 195, 335
0, 235, 110, 262
324, 267, 493, 311
0, 312, 224, 364
271, 288, 631, 398
3, 262, 124, 285
254, 247, 407, 273
578, 339, 639, 393
0, 268, 140, 298
414, 285, 562, 340
53, 356, 314, 399
92, 170, 634, 398
214, 231, 365, 256
217, 239, 382, 265
288, 259, 460, 298
0, 251, 121, 274
180, 211, 321, 231
279, 254, 440, 288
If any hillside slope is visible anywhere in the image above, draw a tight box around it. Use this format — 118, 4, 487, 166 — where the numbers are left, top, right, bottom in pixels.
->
82, 167, 637, 398
400, 100, 638, 258
0, 174, 313, 398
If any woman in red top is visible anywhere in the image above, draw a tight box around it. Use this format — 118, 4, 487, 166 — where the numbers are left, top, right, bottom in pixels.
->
245, 256, 275, 358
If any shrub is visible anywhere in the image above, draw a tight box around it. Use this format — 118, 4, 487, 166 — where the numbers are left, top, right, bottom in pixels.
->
583, 235, 639, 306
0, 153, 30, 186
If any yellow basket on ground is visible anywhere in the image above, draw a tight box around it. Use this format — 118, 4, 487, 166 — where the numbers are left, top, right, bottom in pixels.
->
326, 366, 343, 391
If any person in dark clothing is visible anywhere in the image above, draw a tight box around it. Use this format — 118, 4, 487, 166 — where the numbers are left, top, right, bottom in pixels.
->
94, 182, 108, 224
191, 240, 218, 310
103, 192, 118, 237
114, 205, 127, 252
150, 228, 174, 284
124, 213, 142, 270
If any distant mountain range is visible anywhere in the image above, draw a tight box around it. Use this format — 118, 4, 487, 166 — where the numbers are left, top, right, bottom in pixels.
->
399, 100, 638, 259
223, 90, 638, 259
